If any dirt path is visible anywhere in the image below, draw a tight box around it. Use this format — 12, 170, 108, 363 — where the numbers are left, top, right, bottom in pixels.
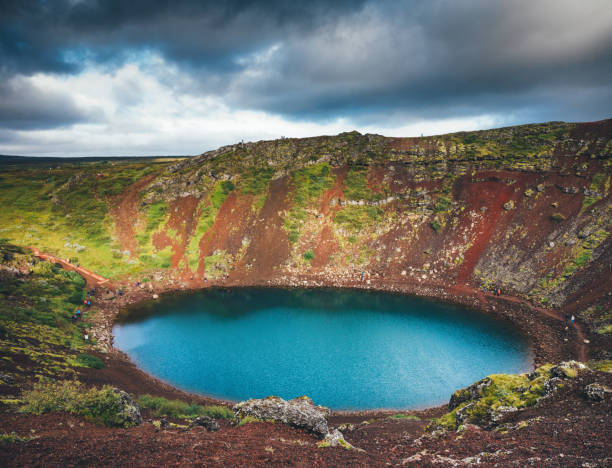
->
29, 247, 110, 288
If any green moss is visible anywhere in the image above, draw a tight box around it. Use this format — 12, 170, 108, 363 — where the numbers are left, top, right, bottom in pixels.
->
283, 163, 335, 243
429, 365, 553, 431
334, 205, 382, 232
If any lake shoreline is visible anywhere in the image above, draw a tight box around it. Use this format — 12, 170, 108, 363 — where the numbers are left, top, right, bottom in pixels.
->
81, 270, 585, 415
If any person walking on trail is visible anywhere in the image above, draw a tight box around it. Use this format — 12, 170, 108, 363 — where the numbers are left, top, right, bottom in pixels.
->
565, 313, 569, 323
76, 309, 81, 318
570, 315, 575, 324
361, 271, 364, 281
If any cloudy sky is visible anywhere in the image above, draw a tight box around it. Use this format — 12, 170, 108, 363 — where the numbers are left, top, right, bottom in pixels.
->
1, 0, 611, 156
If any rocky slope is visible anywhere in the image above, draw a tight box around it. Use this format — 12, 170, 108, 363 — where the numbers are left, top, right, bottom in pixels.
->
0, 119, 611, 466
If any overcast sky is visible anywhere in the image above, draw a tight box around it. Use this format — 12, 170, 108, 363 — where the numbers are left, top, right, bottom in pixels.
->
1, 0, 611, 156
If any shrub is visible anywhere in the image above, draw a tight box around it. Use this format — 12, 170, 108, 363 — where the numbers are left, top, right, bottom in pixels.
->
431, 220, 442, 232
433, 196, 451, 213
76, 353, 105, 369
303, 250, 315, 261
20, 380, 137, 427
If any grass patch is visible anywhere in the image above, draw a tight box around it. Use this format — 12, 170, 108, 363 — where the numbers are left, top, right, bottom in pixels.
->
343, 167, 385, 202
239, 168, 274, 195
237, 415, 265, 426
137, 394, 233, 419
334, 205, 382, 232
75, 353, 105, 369
389, 413, 420, 420
0, 432, 37, 444
283, 163, 335, 243
0, 159, 173, 278
186, 181, 235, 269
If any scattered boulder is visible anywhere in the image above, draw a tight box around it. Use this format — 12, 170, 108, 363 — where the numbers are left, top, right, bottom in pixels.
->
489, 405, 518, 423
189, 416, 219, 432
584, 383, 611, 402
234, 396, 330, 437
503, 200, 515, 210
112, 388, 142, 426
543, 377, 563, 396
318, 429, 357, 450
550, 361, 586, 379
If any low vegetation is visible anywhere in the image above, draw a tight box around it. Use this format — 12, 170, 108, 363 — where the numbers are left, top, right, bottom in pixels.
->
20, 380, 139, 427
283, 163, 335, 243
137, 394, 233, 420
429, 364, 556, 431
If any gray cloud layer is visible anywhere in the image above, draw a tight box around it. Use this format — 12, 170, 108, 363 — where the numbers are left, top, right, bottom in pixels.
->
0, 0, 611, 134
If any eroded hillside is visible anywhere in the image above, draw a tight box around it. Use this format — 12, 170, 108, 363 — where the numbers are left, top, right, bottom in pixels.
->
1, 120, 611, 340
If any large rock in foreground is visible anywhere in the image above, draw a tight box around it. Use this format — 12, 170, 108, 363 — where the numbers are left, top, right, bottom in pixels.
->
112, 388, 143, 426
234, 396, 330, 437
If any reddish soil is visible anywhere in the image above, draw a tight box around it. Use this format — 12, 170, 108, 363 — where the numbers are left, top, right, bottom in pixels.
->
6, 151, 611, 465
109, 174, 155, 257
29, 248, 109, 288
454, 173, 519, 284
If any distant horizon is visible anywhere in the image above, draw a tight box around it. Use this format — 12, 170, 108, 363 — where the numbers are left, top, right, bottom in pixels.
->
1, 1, 610, 157
2, 116, 609, 159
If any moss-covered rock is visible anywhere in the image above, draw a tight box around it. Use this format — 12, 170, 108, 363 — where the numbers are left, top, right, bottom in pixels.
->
428, 362, 588, 431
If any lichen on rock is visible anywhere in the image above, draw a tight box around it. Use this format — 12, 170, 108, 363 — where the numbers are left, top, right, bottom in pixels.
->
233, 395, 330, 437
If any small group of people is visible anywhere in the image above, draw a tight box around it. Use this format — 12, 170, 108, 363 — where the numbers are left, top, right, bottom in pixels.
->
565, 313, 575, 324
71, 308, 82, 323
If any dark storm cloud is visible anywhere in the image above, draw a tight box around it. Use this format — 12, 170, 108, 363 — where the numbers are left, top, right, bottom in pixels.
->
224, 0, 612, 122
0, 0, 611, 131
0, 77, 100, 130
0, 0, 367, 75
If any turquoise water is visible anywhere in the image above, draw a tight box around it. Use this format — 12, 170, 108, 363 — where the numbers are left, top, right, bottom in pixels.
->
113, 288, 531, 410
